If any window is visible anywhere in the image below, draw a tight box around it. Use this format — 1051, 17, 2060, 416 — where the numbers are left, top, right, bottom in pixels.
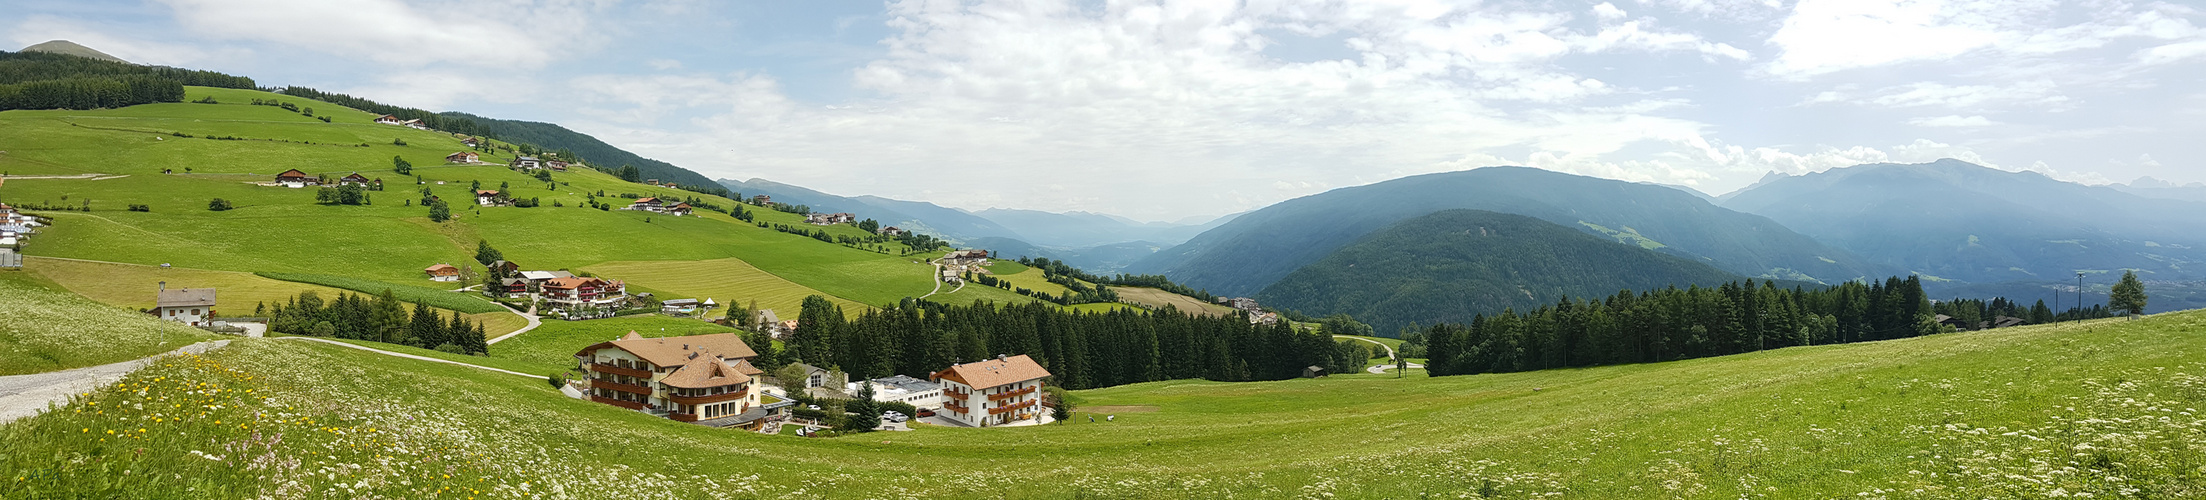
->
191, 308, 200, 315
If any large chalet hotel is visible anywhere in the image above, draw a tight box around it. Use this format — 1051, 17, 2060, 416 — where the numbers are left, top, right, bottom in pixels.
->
933, 354, 1052, 427
577, 332, 783, 426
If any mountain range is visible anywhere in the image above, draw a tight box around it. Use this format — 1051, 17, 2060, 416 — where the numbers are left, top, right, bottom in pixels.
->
1257, 209, 1743, 334
1719, 159, 2206, 285
1125, 166, 1886, 298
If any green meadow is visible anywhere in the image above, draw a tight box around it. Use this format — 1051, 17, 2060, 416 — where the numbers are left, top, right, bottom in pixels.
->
5, 265, 2205, 497
0, 86, 1052, 321
0, 272, 213, 375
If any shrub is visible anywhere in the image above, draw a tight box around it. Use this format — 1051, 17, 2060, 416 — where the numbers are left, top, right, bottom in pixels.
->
207, 198, 233, 211
436, 343, 467, 355
793, 407, 827, 420
545, 372, 566, 388
392, 138, 407, 146
126, 204, 150, 212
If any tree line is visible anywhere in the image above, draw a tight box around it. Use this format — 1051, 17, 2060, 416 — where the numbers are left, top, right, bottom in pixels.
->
1409, 276, 2121, 377
776, 296, 1372, 390
257, 289, 491, 355
277, 86, 499, 138
0, 51, 253, 111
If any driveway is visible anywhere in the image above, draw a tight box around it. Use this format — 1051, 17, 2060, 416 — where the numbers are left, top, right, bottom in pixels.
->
0, 340, 230, 425
486, 302, 542, 345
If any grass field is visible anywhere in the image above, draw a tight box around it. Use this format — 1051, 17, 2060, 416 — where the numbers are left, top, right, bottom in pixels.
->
580, 258, 874, 319
1117, 286, 1241, 317
0, 86, 1048, 316
254, 272, 503, 314
8, 264, 2205, 497
19, 256, 347, 313
0, 271, 212, 375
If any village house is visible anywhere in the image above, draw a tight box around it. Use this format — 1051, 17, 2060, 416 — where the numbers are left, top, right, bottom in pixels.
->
274, 169, 317, 188
849, 375, 944, 409
750, 195, 771, 205
542, 276, 628, 311
932, 354, 1052, 427
545, 160, 570, 171
625, 197, 664, 212
878, 226, 906, 237
475, 190, 507, 207
338, 173, 373, 187
486, 260, 521, 275
511, 156, 542, 170
664, 203, 693, 216
660, 298, 707, 315
1219, 297, 1261, 312
577, 332, 788, 427
498, 277, 532, 297
151, 286, 217, 327
445, 151, 479, 163
805, 212, 856, 225
374, 115, 401, 125
401, 119, 429, 130
423, 263, 460, 282
518, 270, 574, 284
461, 137, 480, 147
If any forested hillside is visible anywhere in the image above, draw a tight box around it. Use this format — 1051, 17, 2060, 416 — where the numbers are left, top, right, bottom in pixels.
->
1131, 166, 1885, 297
446, 111, 720, 190
1258, 210, 1740, 334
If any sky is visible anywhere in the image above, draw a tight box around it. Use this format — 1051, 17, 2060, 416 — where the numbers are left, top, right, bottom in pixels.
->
10, 0, 2205, 221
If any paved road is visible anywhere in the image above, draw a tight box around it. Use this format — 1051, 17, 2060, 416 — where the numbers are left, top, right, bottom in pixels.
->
0, 340, 230, 425
272, 337, 537, 378
485, 302, 542, 345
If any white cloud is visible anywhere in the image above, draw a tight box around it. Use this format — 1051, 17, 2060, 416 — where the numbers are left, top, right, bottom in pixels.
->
646, 59, 683, 70
5, 15, 242, 66
551, 0, 1768, 215
152, 0, 605, 68
1763, 0, 2200, 79
2139, 40, 2206, 66
1593, 3, 1628, 21
1908, 115, 1995, 127
1764, 0, 2010, 79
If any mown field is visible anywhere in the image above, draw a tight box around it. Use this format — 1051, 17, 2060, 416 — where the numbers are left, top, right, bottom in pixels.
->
1117, 286, 1241, 317
6, 267, 2204, 497
0, 86, 1049, 317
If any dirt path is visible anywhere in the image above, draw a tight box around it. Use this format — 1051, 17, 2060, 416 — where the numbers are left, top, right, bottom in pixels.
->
485, 302, 542, 345
920, 262, 946, 298
271, 337, 536, 378
1336, 336, 1426, 374
0, 340, 231, 425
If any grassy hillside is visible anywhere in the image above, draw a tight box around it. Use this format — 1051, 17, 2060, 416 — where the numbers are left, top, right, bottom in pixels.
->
0, 271, 211, 375
5, 271, 2204, 497
0, 86, 1048, 319
1259, 209, 1743, 334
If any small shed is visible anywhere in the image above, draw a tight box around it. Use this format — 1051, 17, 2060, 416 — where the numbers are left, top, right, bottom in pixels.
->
1302, 365, 1327, 378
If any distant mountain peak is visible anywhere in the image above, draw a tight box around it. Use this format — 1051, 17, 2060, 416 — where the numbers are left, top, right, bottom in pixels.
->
20, 40, 129, 64
2131, 176, 2176, 189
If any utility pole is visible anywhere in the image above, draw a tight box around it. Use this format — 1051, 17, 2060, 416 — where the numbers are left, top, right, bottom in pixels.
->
2076, 272, 2086, 318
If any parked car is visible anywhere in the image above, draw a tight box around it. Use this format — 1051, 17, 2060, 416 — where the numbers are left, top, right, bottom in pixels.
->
916, 408, 935, 417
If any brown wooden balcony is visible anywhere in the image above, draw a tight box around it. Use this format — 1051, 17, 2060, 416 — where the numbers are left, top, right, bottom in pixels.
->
943, 400, 972, 414
590, 363, 652, 378
669, 412, 699, 422
988, 386, 1036, 402
668, 388, 747, 405
593, 378, 652, 396
989, 399, 1037, 415
591, 395, 648, 410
